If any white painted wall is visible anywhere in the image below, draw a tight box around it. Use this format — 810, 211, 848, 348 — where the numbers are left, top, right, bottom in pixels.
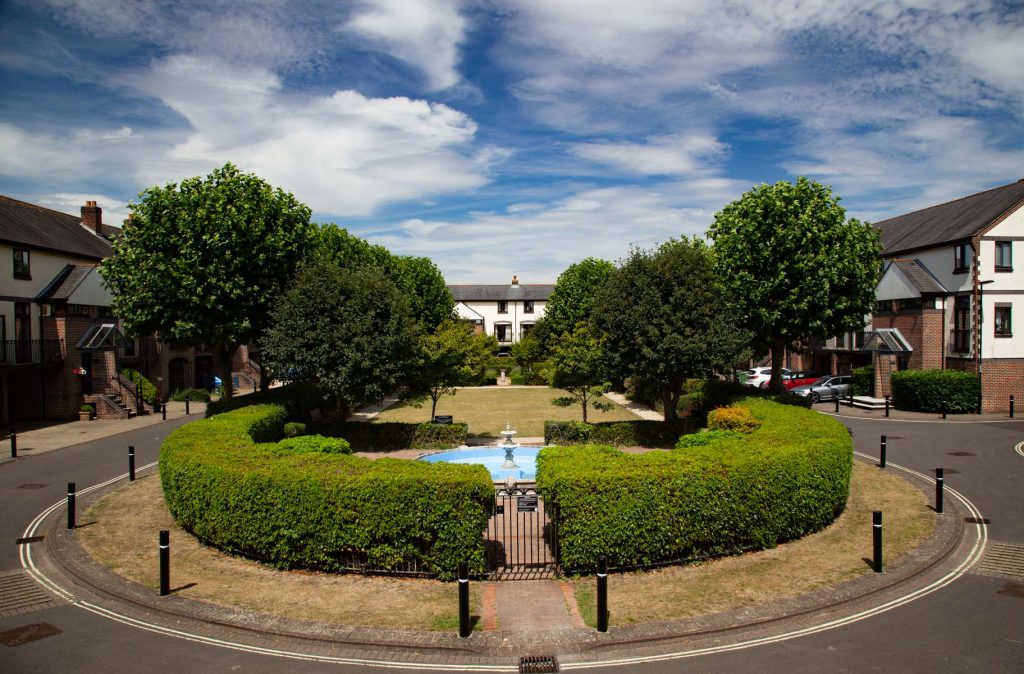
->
458, 299, 546, 345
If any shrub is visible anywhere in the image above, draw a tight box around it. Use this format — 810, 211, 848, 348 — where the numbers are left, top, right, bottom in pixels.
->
120, 368, 158, 404
169, 388, 211, 402
707, 405, 761, 433
772, 392, 812, 408
205, 382, 323, 421
312, 421, 468, 451
510, 373, 526, 385
852, 365, 874, 396
537, 398, 853, 572
160, 404, 493, 579
674, 429, 744, 449
275, 434, 351, 454
80, 404, 94, 413
283, 422, 307, 438
891, 369, 979, 413
545, 419, 696, 447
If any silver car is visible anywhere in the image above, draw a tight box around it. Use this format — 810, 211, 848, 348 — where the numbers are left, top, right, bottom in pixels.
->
792, 375, 852, 403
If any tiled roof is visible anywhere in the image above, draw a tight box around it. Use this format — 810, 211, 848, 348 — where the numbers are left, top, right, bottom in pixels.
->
448, 284, 554, 301
37, 264, 98, 301
877, 179, 1024, 256
0, 195, 113, 260
890, 259, 947, 295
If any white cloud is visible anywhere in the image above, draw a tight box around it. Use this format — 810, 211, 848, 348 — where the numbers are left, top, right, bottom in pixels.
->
38, 192, 130, 227
343, 0, 467, 91
572, 134, 727, 176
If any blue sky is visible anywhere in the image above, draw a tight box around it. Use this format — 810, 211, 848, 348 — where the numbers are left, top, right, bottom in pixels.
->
1, 1, 1022, 283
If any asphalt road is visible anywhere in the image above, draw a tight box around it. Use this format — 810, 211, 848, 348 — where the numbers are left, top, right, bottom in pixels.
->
2, 413, 1022, 672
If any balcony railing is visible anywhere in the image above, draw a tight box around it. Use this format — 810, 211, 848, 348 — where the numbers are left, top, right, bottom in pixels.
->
0, 339, 65, 366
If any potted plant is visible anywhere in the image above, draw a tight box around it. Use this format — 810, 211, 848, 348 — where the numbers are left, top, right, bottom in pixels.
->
80, 404, 95, 421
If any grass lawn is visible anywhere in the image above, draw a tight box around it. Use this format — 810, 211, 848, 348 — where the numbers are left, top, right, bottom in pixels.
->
373, 386, 642, 437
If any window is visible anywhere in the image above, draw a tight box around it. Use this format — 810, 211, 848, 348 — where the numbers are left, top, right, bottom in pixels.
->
995, 304, 1012, 337
521, 322, 534, 337
953, 296, 971, 352
995, 241, 1013, 271
13, 248, 30, 279
954, 242, 971, 273
898, 297, 924, 311
875, 300, 893, 313
66, 304, 91, 317
497, 300, 508, 314
524, 300, 534, 314
494, 323, 511, 342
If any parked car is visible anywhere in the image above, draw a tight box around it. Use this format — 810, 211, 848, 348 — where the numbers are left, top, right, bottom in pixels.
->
744, 366, 791, 388
792, 375, 853, 403
761, 370, 821, 390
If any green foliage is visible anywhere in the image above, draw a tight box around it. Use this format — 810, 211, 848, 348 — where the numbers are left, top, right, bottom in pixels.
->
205, 382, 323, 421
282, 422, 307, 437
312, 421, 469, 451
537, 399, 852, 571
592, 238, 750, 421
261, 259, 419, 418
169, 387, 211, 403
160, 405, 492, 579
709, 177, 881, 392
544, 419, 696, 448
852, 366, 874, 396
511, 332, 543, 370
674, 429, 744, 449
80, 403, 94, 413
100, 163, 313, 399
276, 435, 351, 455
120, 368, 158, 404
891, 369, 979, 413
548, 326, 614, 422
542, 258, 616, 349
403, 320, 497, 420
707, 405, 761, 433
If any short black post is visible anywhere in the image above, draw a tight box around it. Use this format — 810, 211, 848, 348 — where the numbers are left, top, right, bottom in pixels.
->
834, 395, 840, 413
1010, 395, 1015, 419
872, 511, 883, 573
942, 402, 947, 420
185, 399, 190, 416
9, 427, 16, 459
977, 391, 982, 415
597, 555, 609, 633
884, 396, 890, 417
457, 562, 470, 638
67, 482, 76, 530
159, 530, 170, 596
849, 390, 854, 406
935, 468, 944, 514
161, 403, 167, 421
128, 445, 136, 481
879, 435, 887, 468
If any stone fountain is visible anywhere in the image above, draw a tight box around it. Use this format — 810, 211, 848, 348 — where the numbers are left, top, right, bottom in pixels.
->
499, 421, 519, 471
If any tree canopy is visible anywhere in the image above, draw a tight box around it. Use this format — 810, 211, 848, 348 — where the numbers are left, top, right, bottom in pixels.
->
403, 320, 497, 421
538, 257, 615, 349
99, 162, 313, 399
709, 177, 881, 392
260, 258, 419, 418
548, 325, 614, 423
592, 238, 750, 422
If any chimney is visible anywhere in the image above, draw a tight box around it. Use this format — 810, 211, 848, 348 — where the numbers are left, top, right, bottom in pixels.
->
81, 200, 103, 235
511, 275, 519, 288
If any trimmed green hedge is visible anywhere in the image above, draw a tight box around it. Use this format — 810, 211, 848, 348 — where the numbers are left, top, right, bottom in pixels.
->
121, 368, 158, 404
544, 419, 697, 448
312, 421, 468, 451
852, 366, 874, 396
891, 369, 979, 413
160, 404, 493, 579
537, 398, 852, 572
205, 382, 323, 421
169, 387, 211, 402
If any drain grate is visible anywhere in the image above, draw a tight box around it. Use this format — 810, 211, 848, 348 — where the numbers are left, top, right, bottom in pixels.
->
520, 655, 559, 673
16, 484, 47, 490
974, 542, 1024, 580
0, 571, 61, 616
0, 622, 62, 647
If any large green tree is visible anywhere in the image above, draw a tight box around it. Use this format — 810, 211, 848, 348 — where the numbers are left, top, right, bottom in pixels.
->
592, 238, 750, 422
709, 177, 881, 393
260, 259, 419, 418
403, 320, 497, 421
548, 325, 614, 423
100, 163, 313, 400
538, 257, 615, 350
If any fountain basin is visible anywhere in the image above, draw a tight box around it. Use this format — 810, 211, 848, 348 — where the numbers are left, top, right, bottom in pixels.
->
421, 446, 541, 482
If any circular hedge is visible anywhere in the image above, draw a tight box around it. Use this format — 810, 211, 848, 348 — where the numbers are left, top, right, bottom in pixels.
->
159, 404, 494, 579
536, 398, 853, 571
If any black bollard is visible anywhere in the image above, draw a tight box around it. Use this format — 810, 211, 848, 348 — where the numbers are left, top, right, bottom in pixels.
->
1011, 395, 1015, 419
935, 468, 944, 514
9, 427, 16, 459
942, 402, 947, 420
597, 555, 609, 633
872, 511, 883, 572
159, 530, 170, 596
67, 482, 76, 530
977, 392, 982, 415
129, 445, 136, 481
457, 562, 470, 638
161, 403, 167, 421
885, 396, 890, 417
834, 395, 840, 413
880, 435, 887, 468
185, 399, 190, 416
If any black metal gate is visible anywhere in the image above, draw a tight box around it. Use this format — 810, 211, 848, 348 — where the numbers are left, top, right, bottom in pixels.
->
485, 487, 559, 580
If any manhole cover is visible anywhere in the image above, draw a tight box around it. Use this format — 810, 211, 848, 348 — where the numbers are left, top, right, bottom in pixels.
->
974, 542, 1024, 580
520, 655, 559, 673
997, 584, 1024, 599
16, 484, 47, 490
947, 451, 974, 456
0, 571, 60, 616
0, 622, 62, 647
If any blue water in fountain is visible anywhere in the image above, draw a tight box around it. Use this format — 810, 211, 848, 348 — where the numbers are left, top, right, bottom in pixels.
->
421, 446, 540, 482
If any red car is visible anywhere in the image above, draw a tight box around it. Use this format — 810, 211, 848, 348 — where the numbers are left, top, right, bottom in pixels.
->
760, 371, 820, 390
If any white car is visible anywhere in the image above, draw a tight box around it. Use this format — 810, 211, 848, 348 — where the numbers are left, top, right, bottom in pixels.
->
743, 366, 791, 388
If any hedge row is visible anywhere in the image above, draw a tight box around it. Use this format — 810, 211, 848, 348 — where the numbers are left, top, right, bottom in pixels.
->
852, 365, 874, 396
312, 421, 468, 451
891, 369, 979, 413
160, 404, 493, 579
544, 419, 697, 448
205, 382, 322, 420
537, 398, 852, 572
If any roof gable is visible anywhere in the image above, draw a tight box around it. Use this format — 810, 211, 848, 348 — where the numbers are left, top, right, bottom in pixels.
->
877, 179, 1024, 256
0, 195, 114, 260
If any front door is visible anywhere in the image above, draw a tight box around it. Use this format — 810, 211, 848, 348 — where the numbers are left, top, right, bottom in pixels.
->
80, 352, 93, 394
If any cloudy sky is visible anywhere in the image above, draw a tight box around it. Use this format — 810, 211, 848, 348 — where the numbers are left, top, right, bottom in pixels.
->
1, 1, 1022, 283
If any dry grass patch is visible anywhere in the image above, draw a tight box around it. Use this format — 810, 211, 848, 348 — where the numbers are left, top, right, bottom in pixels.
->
78, 474, 473, 631
572, 460, 934, 626
375, 386, 640, 438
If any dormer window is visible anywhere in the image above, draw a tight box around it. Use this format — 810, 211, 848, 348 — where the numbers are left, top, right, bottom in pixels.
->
953, 242, 971, 273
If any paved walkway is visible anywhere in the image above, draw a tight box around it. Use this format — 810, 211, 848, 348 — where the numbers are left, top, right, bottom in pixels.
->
603, 391, 665, 420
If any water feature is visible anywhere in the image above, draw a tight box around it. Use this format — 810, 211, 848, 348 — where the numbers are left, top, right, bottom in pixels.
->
421, 421, 540, 482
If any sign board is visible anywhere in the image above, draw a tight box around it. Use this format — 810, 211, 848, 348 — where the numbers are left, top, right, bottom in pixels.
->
433, 415, 453, 425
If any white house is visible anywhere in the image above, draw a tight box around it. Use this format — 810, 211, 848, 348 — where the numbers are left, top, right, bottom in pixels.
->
449, 276, 553, 352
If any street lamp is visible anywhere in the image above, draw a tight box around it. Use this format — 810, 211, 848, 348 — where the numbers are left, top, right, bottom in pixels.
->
978, 279, 994, 414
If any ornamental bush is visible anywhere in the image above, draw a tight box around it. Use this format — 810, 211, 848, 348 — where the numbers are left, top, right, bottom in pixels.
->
544, 419, 696, 447
169, 387, 211, 403
537, 398, 852, 572
311, 421, 469, 451
160, 404, 493, 579
707, 405, 760, 433
891, 369, 979, 413
852, 366, 874, 396
276, 435, 351, 454
121, 368, 158, 404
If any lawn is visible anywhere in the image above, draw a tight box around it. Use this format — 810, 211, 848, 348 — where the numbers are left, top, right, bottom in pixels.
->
374, 386, 642, 438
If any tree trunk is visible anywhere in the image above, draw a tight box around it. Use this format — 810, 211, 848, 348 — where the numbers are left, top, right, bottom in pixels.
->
581, 388, 589, 423
768, 336, 787, 394
662, 388, 677, 423
430, 394, 439, 423
211, 342, 238, 401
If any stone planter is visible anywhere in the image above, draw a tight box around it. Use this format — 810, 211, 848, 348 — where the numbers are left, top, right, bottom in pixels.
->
79, 411, 94, 421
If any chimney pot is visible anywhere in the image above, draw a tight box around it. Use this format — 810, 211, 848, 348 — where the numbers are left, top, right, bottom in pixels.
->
81, 201, 103, 235
511, 275, 519, 287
